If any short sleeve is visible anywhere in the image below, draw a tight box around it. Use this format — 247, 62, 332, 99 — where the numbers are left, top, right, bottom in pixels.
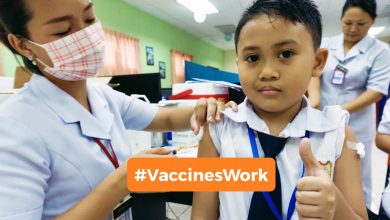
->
378, 99, 390, 134
0, 117, 50, 220
208, 118, 226, 155
121, 96, 158, 130
323, 105, 350, 159
94, 83, 158, 130
367, 48, 390, 95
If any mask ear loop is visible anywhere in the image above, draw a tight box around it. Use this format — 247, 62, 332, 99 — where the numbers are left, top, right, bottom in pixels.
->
21, 37, 53, 68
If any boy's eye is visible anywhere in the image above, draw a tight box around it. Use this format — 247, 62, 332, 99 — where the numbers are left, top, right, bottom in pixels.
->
279, 50, 294, 59
245, 55, 259, 63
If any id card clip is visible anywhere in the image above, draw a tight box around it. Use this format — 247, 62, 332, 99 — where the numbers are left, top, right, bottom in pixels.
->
331, 64, 348, 85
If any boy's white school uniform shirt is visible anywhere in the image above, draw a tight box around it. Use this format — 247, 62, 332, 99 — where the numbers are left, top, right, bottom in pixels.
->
209, 97, 349, 220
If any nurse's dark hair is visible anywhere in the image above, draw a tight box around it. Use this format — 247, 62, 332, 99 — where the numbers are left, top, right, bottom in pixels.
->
234, 0, 322, 52
0, 0, 40, 73
342, 0, 377, 19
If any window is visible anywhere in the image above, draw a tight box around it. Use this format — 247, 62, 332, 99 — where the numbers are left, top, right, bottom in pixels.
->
171, 50, 192, 84
101, 29, 141, 76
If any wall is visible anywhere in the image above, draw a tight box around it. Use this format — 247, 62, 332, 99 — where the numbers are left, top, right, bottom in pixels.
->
1, 45, 20, 77
0, 0, 226, 88
223, 50, 238, 73
94, 0, 225, 88
378, 36, 390, 44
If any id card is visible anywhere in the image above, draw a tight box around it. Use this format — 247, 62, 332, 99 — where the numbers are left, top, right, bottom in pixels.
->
331, 65, 348, 85
112, 194, 132, 220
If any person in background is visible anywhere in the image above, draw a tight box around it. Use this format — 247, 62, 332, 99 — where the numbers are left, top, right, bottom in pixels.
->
0, 0, 237, 219
192, 0, 367, 219
308, 0, 390, 216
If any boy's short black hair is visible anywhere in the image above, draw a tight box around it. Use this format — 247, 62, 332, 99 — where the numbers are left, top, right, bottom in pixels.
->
342, 0, 377, 19
234, 0, 322, 51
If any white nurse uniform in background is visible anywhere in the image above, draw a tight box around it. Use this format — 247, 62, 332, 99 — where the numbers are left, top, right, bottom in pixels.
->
320, 34, 390, 209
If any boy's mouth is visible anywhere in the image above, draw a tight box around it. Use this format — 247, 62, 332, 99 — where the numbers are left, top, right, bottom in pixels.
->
258, 86, 281, 95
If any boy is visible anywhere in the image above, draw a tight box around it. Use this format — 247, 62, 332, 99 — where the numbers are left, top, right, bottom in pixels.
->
191, 0, 367, 219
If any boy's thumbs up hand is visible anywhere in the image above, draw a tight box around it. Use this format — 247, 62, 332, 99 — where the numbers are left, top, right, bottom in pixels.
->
299, 138, 326, 177
295, 138, 336, 220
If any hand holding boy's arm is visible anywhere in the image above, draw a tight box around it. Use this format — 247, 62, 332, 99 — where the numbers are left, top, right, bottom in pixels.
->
190, 98, 238, 135
296, 130, 368, 220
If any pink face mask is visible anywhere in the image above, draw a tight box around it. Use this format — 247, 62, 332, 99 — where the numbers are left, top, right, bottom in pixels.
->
29, 21, 105, 81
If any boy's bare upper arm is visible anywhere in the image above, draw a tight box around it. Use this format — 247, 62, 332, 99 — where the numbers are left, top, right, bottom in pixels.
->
192, 125, 219, 220
333, 125, 368, 219
197, 124, 219, 158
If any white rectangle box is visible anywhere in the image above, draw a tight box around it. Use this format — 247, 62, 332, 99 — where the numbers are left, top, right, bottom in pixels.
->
172, 82, 228, 95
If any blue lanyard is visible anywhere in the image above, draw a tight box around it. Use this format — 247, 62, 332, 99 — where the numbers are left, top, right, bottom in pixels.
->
247, 126, 308, 220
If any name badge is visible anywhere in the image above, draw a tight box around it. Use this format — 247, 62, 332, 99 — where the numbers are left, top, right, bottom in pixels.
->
331, 65, 348, 85
113, 194, 132, 220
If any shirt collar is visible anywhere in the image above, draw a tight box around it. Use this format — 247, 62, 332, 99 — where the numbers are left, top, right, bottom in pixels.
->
354, 34, 373, 53
222, 96, 337, 137
29, 74, 114, 139
329, 34, 373, 61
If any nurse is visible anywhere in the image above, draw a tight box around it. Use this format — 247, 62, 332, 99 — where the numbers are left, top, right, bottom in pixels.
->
0, 0, 236, 219
308, 0, 390, 215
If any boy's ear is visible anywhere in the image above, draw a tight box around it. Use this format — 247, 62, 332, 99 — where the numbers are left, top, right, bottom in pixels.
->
312, 48, 328, 77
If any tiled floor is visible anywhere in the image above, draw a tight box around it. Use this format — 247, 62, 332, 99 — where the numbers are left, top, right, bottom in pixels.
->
166, 202, 191, 220
167, 143, 390, 219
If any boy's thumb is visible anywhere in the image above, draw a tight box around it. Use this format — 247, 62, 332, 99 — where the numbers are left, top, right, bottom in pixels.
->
299, 138, 323, 176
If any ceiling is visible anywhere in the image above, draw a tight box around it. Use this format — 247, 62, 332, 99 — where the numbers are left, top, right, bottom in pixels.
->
124, 0, 390, 50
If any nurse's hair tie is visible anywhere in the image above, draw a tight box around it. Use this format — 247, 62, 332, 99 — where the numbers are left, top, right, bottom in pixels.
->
346, 141, 365, 159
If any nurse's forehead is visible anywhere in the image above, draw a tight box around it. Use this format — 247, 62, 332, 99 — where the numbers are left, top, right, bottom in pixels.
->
25, 0, 93, 23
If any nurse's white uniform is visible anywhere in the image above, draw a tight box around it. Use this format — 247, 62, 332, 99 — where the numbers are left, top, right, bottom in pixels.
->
0, 74, 157, 219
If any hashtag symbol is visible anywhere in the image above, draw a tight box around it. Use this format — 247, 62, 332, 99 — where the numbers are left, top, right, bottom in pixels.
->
134, 169, 147, 182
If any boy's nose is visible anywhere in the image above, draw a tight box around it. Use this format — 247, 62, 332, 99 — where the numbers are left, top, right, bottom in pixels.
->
258, 66, 279, 80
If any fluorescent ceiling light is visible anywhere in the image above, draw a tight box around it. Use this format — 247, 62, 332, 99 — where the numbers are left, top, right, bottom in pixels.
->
177, 0, 218, 14
194, 12, 207, 23
368, 26, 385, 37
